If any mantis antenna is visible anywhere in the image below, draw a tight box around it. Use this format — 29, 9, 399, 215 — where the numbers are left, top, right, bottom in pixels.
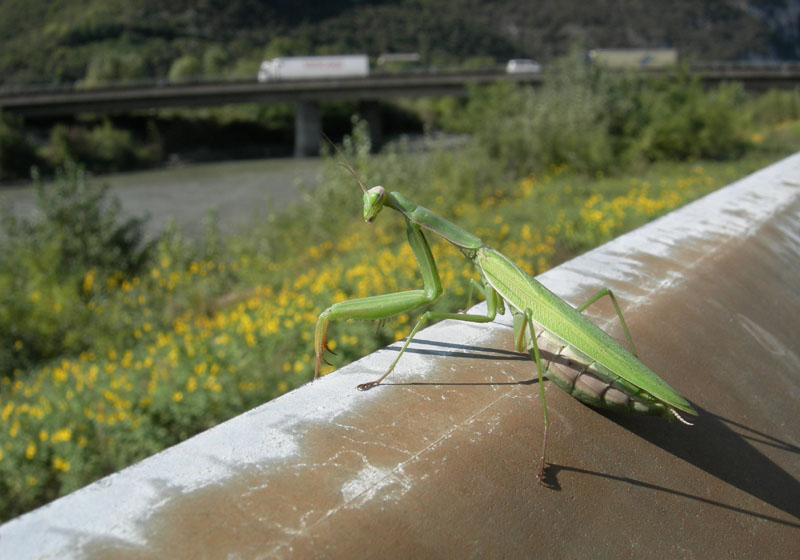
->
322, 132, 368, 194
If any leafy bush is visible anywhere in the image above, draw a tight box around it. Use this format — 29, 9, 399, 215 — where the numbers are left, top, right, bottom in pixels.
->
440, 57, 753, 175
0, 162, 150, 378
45, 121, 138, 172
168, 55, 203, 83
746, 88, 800, 125
202, 46, 229, 76
83, 51, 149, 88
636, 77, 749, 160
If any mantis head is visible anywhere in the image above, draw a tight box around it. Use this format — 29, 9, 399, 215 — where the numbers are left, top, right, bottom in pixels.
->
333, 157, 385, 224
363, 185, 386, 223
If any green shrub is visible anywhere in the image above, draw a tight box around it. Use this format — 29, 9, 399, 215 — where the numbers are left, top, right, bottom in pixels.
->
636, 77, 749, 161
0, 163, 150, 378
442, 57, 753, 174
168, 55, 203, 83
45, 121, 138, 172
746, 88, 800, 125
203, 46, 229, 76
83, 51, 148, 88
85, 120, 138, 171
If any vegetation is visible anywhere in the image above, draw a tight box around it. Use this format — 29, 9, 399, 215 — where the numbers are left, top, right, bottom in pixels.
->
2, 55, 800, 522
0, 0, 797, 88
0, 0, 797, 182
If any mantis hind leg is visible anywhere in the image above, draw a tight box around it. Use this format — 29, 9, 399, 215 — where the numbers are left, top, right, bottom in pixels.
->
515, 308, 551, 486
576, 288, 638, 357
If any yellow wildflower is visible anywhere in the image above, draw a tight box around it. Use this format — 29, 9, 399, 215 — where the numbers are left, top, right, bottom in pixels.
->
82, 268, 96, 293
51, 428, 72, 443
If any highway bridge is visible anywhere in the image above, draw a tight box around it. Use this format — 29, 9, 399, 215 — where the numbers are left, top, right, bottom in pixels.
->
2, 64, 799, 156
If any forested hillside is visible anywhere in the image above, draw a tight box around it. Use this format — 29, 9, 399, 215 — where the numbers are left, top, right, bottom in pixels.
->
1, 0, 798, 86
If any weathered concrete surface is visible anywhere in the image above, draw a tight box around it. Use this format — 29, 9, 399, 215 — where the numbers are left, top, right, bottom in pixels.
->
1, 153, 799, 558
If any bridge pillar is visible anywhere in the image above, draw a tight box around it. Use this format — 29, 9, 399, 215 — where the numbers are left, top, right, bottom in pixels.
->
294, 101, 321, 157
359, 101, 383, 152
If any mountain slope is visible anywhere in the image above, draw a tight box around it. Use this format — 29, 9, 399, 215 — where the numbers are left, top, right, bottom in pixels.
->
0, 0, 797, 86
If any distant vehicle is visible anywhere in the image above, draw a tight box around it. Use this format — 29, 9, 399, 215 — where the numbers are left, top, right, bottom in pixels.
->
587, 48, 678, 69
257, 55, 369, 82
506, 59, 542, 74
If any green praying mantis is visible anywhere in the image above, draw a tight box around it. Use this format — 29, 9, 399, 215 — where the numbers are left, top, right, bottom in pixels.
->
314, 148, 697, 483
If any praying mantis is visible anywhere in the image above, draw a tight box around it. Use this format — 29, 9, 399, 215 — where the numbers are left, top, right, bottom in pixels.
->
313, 150, 697, 483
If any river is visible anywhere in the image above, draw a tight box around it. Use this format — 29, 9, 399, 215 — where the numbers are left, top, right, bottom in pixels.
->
0, 157, 323, 239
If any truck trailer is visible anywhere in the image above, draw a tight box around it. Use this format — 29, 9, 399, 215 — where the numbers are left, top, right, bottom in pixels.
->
257, 55, 369, 82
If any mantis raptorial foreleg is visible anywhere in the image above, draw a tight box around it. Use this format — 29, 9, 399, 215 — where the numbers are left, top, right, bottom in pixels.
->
314, 220, 442, 377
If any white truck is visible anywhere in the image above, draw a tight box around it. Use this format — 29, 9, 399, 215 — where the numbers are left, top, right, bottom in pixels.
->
257, 55, 369, 82
505, 59, 542, 74
587, 49, 678, 69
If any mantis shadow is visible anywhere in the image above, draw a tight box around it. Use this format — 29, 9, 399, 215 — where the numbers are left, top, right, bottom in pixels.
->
596, 404, 800, 525
378, 337, 800, 525
383, 337, 531, 362
377, 337, 536, 387
544, 462, 800, 529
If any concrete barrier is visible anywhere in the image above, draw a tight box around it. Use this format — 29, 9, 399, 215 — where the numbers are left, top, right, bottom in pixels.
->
2, 153, 799, 558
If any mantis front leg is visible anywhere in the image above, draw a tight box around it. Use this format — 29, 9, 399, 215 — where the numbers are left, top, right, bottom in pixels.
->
314, 219, 442, 379
314, 217, 501, 389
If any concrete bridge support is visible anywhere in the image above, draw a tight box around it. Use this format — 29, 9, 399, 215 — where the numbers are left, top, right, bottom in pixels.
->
294, 100, 384, 157
293, 101, 321, 157
359, 100, 383, 151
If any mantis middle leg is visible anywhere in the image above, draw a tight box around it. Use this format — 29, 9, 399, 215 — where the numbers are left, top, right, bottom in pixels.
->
576, 288, 638, 356
356, 282, 502, 390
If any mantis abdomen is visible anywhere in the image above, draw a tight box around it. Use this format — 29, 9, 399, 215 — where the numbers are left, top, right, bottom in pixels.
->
531, 327, 671, 418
